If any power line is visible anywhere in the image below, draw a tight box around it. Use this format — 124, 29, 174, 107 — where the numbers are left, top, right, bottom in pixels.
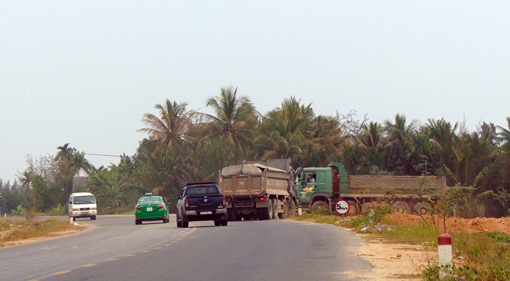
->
83, 152, 122, 158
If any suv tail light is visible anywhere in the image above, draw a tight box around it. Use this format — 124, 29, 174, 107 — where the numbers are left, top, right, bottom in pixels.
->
185, 198, 189, 209
222, 196, 226, 206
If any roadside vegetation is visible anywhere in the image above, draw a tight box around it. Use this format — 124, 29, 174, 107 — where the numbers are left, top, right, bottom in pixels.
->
1, 87, 510, 219
0, 219, 84, 248
291, 207, 510, 281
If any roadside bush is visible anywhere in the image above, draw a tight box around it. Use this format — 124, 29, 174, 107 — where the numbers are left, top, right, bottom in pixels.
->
47, 204, 67, 216
11, 205, 38, 221
422, 231, 510, 281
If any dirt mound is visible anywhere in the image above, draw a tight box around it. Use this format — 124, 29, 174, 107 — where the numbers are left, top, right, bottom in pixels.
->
386, 213, 510, 234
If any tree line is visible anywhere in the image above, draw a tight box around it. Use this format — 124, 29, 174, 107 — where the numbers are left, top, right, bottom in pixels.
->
1, 85, 509, 217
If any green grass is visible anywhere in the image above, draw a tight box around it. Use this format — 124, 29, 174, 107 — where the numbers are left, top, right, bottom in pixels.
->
290, 210, 510, 281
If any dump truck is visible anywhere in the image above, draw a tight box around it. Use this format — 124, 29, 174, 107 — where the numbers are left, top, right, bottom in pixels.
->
297, 162, 447, 216
218, 159, 297, 221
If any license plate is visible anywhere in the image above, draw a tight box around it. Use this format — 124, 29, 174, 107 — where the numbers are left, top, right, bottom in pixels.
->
147, 207, 153, 212
201, 211, 212, 215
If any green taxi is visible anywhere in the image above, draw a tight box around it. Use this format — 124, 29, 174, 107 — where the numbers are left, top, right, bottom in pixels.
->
135, 193, 170, 225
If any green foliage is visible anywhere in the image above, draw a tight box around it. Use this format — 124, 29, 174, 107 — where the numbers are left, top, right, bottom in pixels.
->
310, 205, 336, 216
11, 205, 38, 221
423, 232, 510, 281
360, 203, 390, 224
47, 203, 67, 216
4, 94, 510, 222
435, 184, 474, 232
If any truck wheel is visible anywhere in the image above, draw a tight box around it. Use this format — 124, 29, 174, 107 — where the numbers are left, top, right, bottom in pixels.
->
176, 214, 182, 228
267, 199, 274, 220
91, 216, 96, 220
227, 209, 236, 221
182, 216, 189, 228
391, 201, 412, 214
347, 200, 359, 216
271, 198, 278, 219
257, 209, 266, 220
221, 219, 228, 226
279, 201, 288, 219
413, 202, 433, 216
311, 200, 327, 212
288, 200, 296, 217
214, 220, 221, 226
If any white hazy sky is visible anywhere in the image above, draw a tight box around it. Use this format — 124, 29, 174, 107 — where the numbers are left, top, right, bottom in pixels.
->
1, 1, 509, 183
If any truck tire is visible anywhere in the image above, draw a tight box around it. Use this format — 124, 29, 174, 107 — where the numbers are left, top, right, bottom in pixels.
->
272, 198, 278, 219
311, 200, 327, 212
221, 219, 228, 226
347, 200, 359, 216
279, 201, 288, 219
257, 209, 266, 220
176, 213, 182, 228
288, 200, 296, 217
413, 202, 433, 216
391, 201, 412, 214
267, 199, 274, 220
182, 216, 189, 228
91, 215, 96, 220
227, 208, 236, 221
214, 220, 221, 226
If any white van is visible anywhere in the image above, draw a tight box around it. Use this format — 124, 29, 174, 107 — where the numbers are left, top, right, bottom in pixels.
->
68, 192, 97, 221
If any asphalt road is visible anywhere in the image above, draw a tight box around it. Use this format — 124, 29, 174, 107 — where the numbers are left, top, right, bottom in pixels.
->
0, 215, 373, 281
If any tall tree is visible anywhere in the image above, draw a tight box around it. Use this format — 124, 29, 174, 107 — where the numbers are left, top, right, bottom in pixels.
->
383, 114, 418, 175
137, 99, 192, 148
424, 118, 459, 181
205, 85, 258, 165
256, 96, 314, 162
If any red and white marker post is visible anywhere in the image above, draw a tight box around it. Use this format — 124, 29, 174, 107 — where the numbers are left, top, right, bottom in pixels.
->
438, 234, 452, 278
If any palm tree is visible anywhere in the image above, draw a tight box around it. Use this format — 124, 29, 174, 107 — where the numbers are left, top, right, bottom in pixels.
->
137, 99, 192, 148
19, 171, 33, 197
204, 85, 257, 165
497, 117, 510, 145
256, 96, 314, 161
424, 118, 459, 179
496, 117, 510, 194
301, 115, 344, 167
383, 114, 418, 175
55, 143, 76, 162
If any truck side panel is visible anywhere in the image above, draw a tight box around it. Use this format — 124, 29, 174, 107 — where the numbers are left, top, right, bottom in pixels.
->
345, 175, 446, 196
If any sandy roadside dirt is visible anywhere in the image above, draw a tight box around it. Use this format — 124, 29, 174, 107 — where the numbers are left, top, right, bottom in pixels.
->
348, 213, 510, 281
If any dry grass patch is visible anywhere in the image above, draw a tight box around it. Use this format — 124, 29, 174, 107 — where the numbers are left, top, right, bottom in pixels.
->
0, 219, 85, 247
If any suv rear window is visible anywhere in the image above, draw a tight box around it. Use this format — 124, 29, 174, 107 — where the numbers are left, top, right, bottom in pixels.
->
187, 186, 219, 195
